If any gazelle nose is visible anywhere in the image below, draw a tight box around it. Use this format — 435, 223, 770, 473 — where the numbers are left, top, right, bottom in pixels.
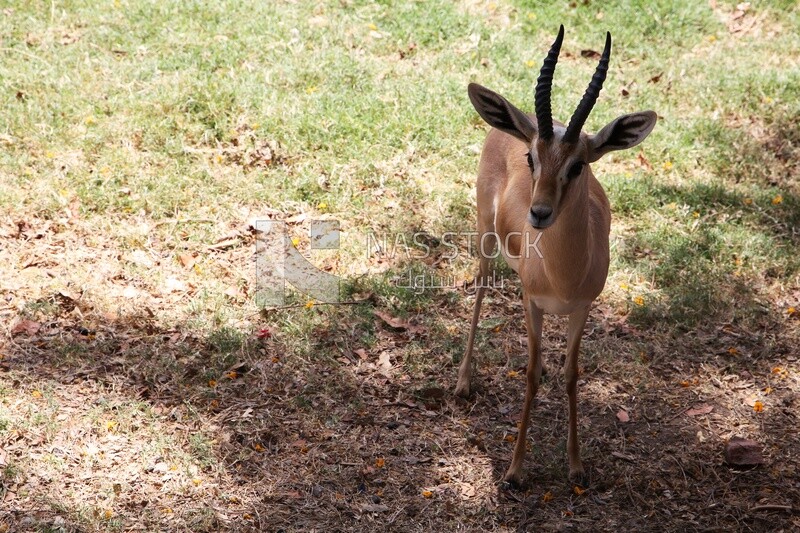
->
529, 205, 553, 227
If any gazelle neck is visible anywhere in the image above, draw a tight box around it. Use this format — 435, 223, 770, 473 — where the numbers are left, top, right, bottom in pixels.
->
536, 177, 591, 298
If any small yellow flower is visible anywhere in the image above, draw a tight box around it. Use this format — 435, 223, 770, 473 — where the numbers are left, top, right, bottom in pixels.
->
692, 211, 700, 218
103, 510, 113, 520
84, 115, 97, 126
214, 154, 223, 164
707, 35, 717, 42
251, 122, 260, 130
291, 236, 300, 247
367, 23, 378, 31
305, 300, 315, 309
32, 390, 43, 398
763, 96, 773, 104
192, 477, 202, 486
106, 420, 117, 431
788, 307, 797, 316
743, 198, 753, 205
527, 13, 537, 20
663, 161, 673, 170
317, 201, 328, 210
753, 400, 764, 413
772, 194, 783, 205
525, 60, 536, 68
633, 296, 645, 306
619, 282, 630, 290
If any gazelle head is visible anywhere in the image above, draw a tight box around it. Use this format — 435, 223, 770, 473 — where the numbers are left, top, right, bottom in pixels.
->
468, 25, 657, 229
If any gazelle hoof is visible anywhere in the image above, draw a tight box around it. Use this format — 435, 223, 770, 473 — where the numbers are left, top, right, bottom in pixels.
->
568, 466, 587, 487
502, 468, 525, 489
454, 381, 471, 398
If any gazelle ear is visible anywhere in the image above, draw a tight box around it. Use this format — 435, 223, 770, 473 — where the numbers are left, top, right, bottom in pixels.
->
468, 83, 537, 143
587, 111, 657, 162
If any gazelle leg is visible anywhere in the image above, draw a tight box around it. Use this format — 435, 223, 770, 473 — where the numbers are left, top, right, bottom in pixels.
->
455, 230, 496, 398
565, 304, 591, 481
504, 295, 543, 486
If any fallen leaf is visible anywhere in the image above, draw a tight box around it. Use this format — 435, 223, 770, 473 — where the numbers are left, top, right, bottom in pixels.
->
354, 348, 368, 360
637, 152, 653, 171
685, 404, 714, 416
11, 319, 41, 336
178, 253, 196, 268
361, 503, 389, 513
580, 49, 600, 59
378, 351, 392, 373
616, 409, 630, 423
374, 310, 425, 335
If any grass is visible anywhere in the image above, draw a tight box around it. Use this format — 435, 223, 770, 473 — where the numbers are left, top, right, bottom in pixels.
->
1, 0, 799, 531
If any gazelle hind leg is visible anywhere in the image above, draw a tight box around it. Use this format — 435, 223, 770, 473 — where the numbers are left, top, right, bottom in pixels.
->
455, 229, 496, 398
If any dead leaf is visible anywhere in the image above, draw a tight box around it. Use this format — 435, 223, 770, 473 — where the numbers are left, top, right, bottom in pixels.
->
685, 404, 714, 417
637, 152, 653, 171
378, 351, 392, 373
616, 409, 630, 423
178, 253, 196, 268
223, 286, 242, 299
11, 319, 40, 336
354, 348, 368, 360
207, 238, 241, 251
374, 310, 425, 335
580, 49, 601, 59
648, 72, 663, 84
361, 503, 389, 513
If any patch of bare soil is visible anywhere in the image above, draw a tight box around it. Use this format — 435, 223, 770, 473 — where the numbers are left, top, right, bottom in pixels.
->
1, 215, 799, 532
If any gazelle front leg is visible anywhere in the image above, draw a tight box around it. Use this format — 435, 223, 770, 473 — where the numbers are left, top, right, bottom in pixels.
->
565, 304, 591, 481
504, 295, 543, 486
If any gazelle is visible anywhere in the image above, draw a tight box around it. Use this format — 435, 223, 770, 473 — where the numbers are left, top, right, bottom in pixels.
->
456, 26, 657, 486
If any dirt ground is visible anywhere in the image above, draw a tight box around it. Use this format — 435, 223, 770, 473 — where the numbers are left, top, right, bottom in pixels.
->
2, 216, 799, 532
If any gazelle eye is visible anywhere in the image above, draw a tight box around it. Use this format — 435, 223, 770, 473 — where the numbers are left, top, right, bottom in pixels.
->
567, 161, 584, 180
526, 152, 535, 170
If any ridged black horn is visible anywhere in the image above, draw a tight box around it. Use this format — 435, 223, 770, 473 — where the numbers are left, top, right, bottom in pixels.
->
563, 32, 612, 143
534, 25, 564, 141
